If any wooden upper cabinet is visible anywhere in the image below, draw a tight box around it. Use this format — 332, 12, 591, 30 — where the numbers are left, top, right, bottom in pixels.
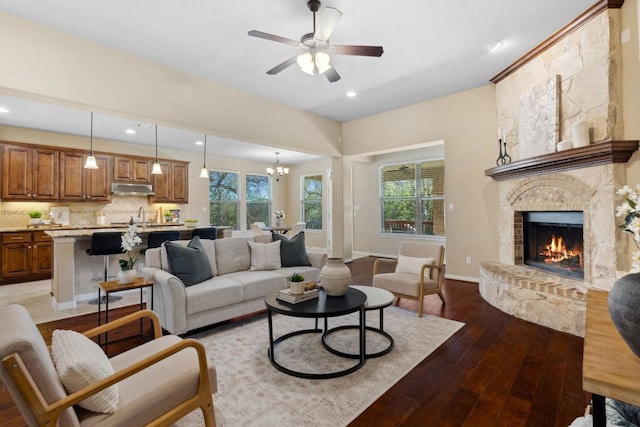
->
149, 161, 189, 203
113, 157, 151, 183
171, 162, 188, 203
1, 145, 59, 200
59, 151, 111, 201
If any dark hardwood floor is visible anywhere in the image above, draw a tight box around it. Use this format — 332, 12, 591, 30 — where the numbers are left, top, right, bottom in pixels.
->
0, 256, 587, 426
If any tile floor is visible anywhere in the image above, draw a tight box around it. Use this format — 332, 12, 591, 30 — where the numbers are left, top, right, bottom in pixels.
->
0, 279, 142, 324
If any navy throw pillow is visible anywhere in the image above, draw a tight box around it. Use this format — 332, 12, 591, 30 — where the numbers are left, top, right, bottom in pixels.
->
164, 236, 214, 286
272, 231, 311, 267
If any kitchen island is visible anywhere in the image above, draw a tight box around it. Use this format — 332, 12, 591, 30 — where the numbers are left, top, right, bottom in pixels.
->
45, 224, 193, 310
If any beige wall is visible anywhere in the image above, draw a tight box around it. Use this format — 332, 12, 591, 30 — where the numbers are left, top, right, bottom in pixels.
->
0, 12, 342, 157
342, 86, 499, 281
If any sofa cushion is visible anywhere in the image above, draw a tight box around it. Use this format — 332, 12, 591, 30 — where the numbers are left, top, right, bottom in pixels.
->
185, 276, 244, 314
214, 237, 253, 275
51, 329, 119, 413
248, 240, 281, 271
272, 232, 311, 267
223, 271, 288, 300
164, 237, 214, 286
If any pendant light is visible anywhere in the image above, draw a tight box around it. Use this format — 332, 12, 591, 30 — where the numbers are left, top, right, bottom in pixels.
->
151, 124, 163, 175
199, 134, 209, 179
83, 112, 98, 169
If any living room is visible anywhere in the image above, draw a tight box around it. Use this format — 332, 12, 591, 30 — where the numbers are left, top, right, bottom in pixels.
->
0, 0, 639, 425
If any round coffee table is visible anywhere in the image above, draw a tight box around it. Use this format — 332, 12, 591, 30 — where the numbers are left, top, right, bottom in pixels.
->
264, 287, 367, 379
322, 285, 394, 359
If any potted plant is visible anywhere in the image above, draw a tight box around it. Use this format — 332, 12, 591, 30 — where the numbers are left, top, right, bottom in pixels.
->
28, 210, 43, 225
185, 219, 199, 228
118, 224, 142, 284
288, 272, 305, 295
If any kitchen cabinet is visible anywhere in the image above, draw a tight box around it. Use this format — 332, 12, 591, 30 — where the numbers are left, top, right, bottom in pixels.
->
113, 156, 151, 183
1, 144, 59, 200
149, 161, 189, 203
59, 151, 112, 201
0, 231, 52, 283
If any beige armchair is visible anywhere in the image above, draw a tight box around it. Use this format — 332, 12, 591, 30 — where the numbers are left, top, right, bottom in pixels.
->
372, 242, 445, 317
0, 304, 216, 426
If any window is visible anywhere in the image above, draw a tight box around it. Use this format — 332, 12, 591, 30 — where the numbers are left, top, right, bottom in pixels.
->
246, 174, 271, 226
380, 159, 445, 236
209, 170, 239, 229
301, 174, 323, 230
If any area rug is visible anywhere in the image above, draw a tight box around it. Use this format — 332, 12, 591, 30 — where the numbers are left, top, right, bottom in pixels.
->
176, 306, 464, 427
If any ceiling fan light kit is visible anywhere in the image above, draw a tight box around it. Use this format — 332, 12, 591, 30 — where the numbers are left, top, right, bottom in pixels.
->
248, 0, 383, 82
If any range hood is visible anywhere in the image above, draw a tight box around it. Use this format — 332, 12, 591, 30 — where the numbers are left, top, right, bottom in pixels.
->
111, 183, 155, 196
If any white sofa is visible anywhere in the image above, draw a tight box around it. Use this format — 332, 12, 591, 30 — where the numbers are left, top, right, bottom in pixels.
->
143, 235, 326, 335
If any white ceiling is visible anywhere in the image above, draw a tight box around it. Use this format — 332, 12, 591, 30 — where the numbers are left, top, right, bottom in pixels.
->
0, 0, 597, 162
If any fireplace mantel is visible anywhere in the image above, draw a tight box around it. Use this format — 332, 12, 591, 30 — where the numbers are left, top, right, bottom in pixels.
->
485, 140, 639, 181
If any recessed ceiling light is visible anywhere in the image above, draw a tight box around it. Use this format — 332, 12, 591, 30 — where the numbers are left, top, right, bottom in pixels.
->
125, 129, 136, 134
346, 91, 357, 98
483, 41, 504, 53
195, 140, 204, 146
0, 107, 9, 113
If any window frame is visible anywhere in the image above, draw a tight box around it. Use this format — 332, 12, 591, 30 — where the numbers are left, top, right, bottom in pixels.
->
300, 173, 323, 231
245, 172, 272, 227
208, 169, 241, 230
379, 158, 445, 237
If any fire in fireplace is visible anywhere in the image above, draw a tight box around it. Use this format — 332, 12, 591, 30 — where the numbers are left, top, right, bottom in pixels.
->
522, 211, 584, 280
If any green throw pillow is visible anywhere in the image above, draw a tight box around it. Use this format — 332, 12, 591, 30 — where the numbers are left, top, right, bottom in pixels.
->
272, 231, 311, 267
164, 236, 214, 286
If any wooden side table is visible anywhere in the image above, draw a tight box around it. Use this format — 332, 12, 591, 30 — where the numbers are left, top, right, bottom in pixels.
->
583, 289, 640, 427
98, 276, 154, 354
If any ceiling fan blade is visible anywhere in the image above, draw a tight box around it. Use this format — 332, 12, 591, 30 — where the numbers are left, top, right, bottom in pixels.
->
314, 7, 342, 42
266, 56, 298, 75
248, 30, 300, 47
332, 45, 384, 57
324, 67, 341, 83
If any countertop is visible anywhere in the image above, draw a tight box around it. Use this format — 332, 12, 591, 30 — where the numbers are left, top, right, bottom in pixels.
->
0, 223, 186, 234
44, 224, 192, 238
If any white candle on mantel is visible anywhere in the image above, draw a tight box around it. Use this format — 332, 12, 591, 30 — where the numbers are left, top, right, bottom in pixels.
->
572, 121, 590, 148
498, 127, 502, 139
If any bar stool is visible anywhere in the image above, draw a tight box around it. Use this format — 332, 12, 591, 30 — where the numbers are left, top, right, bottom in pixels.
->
147, 230, 180, 249
86, 232, 124, 304
192, 227, 217, 240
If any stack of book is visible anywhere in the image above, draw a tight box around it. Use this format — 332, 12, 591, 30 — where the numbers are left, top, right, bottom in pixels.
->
277, 288, 319, 304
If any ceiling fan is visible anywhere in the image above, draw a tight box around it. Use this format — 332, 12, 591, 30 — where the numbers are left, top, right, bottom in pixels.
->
248, 0, 384, 83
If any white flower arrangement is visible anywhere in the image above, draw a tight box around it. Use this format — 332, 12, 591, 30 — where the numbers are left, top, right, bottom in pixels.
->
119, 224, 142, 271
616, 184, 640, 273
274, 210, 285, 219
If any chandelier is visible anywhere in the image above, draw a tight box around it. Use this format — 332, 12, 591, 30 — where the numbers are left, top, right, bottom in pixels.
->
267, 152, 289, 182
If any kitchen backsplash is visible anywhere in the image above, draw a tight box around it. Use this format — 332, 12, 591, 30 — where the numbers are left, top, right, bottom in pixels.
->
0, 196, 181, 228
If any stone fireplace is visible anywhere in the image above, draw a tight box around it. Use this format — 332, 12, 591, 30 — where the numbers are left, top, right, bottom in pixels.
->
480, 2, 638, 337
480, 142, 637, 337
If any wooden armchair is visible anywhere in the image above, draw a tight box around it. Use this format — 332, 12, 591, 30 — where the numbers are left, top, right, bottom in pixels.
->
0, 304, 216, 426
372, 242, 445, 317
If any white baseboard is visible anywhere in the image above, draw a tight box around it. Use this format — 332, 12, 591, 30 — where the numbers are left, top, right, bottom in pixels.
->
445, 273, 479, 283
51, 297, 76, 311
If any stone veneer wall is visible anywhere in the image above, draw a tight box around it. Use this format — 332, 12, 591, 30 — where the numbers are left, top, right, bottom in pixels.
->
481, 5, 628, 337
496, 9, 623, 157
